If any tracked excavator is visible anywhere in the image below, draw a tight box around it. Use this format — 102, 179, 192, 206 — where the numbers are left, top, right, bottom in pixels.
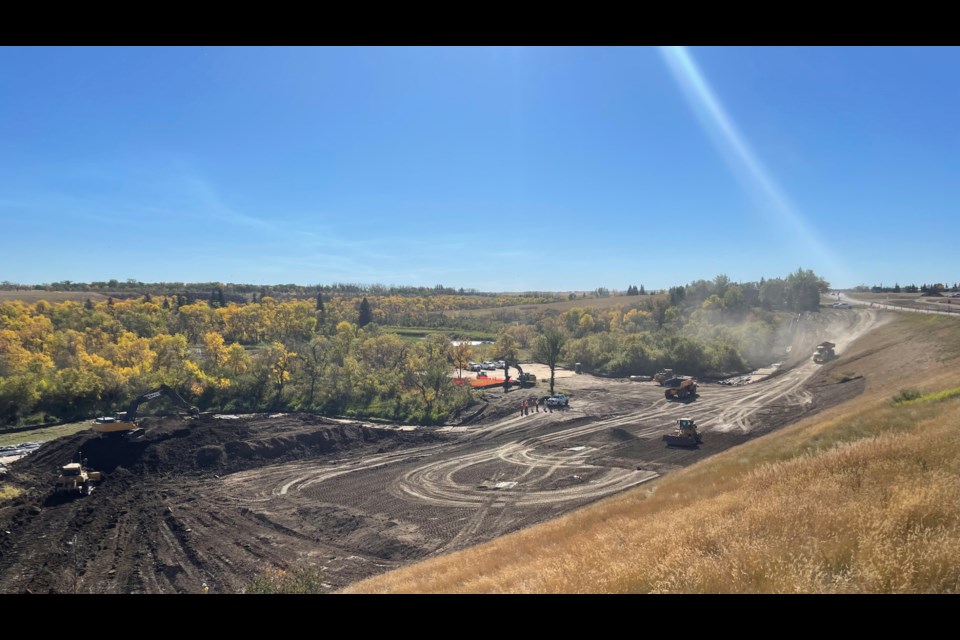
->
502, 361, 537, 388
92, 384, 207, 435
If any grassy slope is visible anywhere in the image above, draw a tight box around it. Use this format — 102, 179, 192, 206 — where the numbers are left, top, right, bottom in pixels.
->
0, 422, 92, 448
345, 313, 960, 593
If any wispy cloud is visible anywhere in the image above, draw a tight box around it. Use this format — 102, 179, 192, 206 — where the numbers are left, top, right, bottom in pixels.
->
177, 175, 278, 232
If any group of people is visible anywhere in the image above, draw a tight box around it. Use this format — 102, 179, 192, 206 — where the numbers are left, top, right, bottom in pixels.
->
520, 397, 547, 415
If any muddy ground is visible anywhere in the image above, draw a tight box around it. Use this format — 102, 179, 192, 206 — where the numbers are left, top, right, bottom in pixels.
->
0, 309, 883, 593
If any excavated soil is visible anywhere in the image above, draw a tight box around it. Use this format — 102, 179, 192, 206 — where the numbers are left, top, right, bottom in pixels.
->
0, 309, 888, 594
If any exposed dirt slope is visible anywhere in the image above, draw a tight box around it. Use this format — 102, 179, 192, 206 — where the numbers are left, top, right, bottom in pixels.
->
0, 309, 889, 593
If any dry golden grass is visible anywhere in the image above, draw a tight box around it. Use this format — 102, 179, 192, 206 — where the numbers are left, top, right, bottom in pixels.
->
0, 484, 23, 502
345, 314, 960, 593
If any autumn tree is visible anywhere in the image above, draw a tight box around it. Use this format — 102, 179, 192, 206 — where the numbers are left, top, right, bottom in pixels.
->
259, 342, 297, 408
452, 341, 473, 378
493, 330, 518, 363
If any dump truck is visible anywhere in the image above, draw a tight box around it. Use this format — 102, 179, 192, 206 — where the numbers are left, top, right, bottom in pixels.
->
55, 461, 102, 496
664, 378, 698, 401
662, 418, 702, 447
813, 341, 836, 364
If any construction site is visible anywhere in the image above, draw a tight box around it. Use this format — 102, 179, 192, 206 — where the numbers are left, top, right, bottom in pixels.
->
0, 309, 883, 593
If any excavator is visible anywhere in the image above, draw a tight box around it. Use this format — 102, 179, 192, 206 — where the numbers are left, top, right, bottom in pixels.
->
502, 361, 537, 388
92, 384, 205, 435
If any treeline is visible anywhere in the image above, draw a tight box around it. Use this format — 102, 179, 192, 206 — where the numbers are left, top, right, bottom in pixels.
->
0, 296, 481, 426
0, 279, 562, 302
853, 283, 959, 294
554, 269, 829, 378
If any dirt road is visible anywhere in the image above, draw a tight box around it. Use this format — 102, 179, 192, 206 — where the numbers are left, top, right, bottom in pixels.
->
0, 309, 883, 593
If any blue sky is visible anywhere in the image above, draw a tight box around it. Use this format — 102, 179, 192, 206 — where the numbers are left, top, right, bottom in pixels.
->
1, 46, 957, 291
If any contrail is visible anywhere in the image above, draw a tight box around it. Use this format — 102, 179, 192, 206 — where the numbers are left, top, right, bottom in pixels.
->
659, 46, 850, 284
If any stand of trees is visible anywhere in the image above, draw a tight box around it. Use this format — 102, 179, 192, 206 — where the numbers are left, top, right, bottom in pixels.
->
0, 296, 474, 426
544, 269, 829, 379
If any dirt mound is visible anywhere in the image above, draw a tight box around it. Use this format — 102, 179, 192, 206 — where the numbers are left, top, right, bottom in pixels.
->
13, 415, 404, 484
0, 413, 443, 594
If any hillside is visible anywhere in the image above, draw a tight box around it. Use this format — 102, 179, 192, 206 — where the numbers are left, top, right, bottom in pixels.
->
345, 313, 960, 593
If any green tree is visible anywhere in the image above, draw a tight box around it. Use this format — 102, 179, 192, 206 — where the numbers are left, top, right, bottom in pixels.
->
534, 324, 568, 395
358, 297, 373, 328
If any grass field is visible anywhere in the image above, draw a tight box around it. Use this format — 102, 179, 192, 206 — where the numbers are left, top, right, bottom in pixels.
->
0, 291, 110, 303
0, 421, 92, 447
838, 292, 960, 315
346, 313, 960, 593
445, 293, 667, 319
380, 326, 497, 342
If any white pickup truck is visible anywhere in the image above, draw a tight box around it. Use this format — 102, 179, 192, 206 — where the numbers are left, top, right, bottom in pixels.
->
545, 393, 569, 408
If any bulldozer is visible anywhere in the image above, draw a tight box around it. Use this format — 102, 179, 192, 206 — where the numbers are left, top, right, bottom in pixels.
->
653, 369, 675, 385
55, 460, 102, 496
664, 378, 698, 401
92, 384, 210, 435
662, 418, 702, 447
813, 341, 836, 364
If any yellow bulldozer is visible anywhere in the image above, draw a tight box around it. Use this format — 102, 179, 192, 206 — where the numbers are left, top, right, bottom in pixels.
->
662, 418, 703, 447
55, 460, 102, 497
653, 369, 675, 385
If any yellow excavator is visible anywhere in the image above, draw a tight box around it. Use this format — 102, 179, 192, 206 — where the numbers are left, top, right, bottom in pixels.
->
92, 384, 205, 435
503, 361, 537, 388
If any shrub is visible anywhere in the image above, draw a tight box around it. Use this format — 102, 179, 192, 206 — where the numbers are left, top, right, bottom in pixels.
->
891, 388, 922, 405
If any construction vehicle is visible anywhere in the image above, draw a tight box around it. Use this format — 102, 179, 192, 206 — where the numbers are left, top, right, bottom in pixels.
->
653, 369, 675, 385
545, 393, 569, 408
92, 384, 205, 435
55, 459, 102, 496
662, 418, 702, 447
813, 341, 836, 364
664, 378, 698, 401
503, 361, 537, 387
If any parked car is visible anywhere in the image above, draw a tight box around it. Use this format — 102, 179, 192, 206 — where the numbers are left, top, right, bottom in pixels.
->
481, 361, 497, 370
545, 393, 569, 408
832, 302, 852, 309
468, 362, 482, 372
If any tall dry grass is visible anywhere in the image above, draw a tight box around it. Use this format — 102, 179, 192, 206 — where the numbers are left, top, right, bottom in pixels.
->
345, 315, 960, 593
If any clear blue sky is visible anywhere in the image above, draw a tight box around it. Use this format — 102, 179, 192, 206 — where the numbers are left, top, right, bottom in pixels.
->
2, 46, 957, 291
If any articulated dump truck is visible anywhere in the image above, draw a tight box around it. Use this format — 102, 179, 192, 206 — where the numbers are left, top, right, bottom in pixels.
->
813, 341, 836, 364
